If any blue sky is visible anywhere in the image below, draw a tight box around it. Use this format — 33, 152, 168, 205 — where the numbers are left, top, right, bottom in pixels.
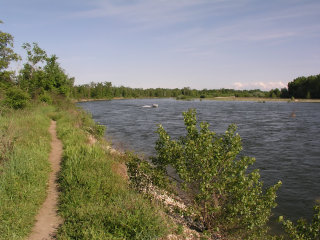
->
1, 0, 320, 90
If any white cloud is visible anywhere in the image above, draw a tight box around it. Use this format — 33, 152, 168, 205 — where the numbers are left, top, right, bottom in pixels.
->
232, 81, 287, 90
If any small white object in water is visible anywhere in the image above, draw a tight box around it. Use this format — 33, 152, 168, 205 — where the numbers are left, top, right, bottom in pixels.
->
152, 104, 159, 108
142, 105, 152, 108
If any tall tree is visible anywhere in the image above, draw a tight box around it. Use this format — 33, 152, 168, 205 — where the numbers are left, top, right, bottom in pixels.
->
20, 42, 47, 82
0, 20, 20, 84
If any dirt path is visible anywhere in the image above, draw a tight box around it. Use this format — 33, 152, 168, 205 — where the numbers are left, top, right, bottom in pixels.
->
28, 121, 63, 240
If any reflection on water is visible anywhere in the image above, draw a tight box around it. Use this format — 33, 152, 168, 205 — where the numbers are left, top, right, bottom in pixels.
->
79, 98, 320, 224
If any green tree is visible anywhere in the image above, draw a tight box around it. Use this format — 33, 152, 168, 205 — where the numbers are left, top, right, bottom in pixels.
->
18, 43, 73, 97
0, 20, 20, 87
269, 88, 281, 98
43, 54, 74, 96
18, 42, 47, 93
0, 21, 20, 72
288, 74, 320, 99
152, 109, 281, 239
22, 42, 47, 70
280, 88, 289, 98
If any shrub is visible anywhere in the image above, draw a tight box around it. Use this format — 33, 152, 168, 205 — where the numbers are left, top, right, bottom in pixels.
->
39, 92, 53, 104
279, 204, 320, 240
152, 109, 282, 239
4, 87, 30, 109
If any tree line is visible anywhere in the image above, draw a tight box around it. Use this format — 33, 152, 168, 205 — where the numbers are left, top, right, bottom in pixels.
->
72, 83, 271, 99
72, 76, 320, 100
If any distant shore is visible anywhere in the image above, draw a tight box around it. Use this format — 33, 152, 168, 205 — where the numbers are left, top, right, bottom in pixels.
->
75, 96, 320, 103
205, 97, 320, 102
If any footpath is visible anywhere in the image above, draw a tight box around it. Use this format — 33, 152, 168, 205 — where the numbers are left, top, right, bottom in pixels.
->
28, 121, 63, 240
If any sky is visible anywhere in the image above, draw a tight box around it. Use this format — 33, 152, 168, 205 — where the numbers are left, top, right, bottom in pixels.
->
1, 0, 320, 90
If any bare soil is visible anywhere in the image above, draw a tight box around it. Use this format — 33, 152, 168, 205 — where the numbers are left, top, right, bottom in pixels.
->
28, 121, 63, 240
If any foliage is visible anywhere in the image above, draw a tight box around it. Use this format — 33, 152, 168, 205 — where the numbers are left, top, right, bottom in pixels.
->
0, 21, 20, 73
279, 204, 320, 240
43, 55, 74, 96
280, 88, 289, 98
39, 92, 53, 104
72, 82, 271, 100
288, 74, 320, 99
4, 87, 30, 109
18, 43, 74, 97
152, 109, 282, 239
268, 88, 281, 98
22, 42, 47, 68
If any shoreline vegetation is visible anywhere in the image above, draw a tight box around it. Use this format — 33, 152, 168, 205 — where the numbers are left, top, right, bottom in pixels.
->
1, 22, 320, 239
71, 74, 320, 101
75, 96, 320, 103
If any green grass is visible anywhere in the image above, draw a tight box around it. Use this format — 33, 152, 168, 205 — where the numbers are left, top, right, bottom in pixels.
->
56, 107, 170, 239
0, 101, 172, 239
0, 104, 54, 240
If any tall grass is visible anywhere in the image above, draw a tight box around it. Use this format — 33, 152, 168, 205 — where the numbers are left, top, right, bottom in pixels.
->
56, 107, 170, 239
0, 104, 54, 239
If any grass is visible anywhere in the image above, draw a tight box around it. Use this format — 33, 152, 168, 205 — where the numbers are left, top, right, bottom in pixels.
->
0, 104, 54, 240
55, 106, 171, 239
0, 98, 174, 239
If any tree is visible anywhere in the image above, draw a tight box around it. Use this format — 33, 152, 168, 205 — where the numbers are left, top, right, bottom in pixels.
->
43, 54, 74, 96
280, 88, 289, 98
18, 42, 47, 93
0, 20, 20, 84
152, 109, 281, 239
0, 21, 20, 72
268, 88, 281, 98
22, 42, 47, 69
288, 74, 320, 99
18, 43, 74, 96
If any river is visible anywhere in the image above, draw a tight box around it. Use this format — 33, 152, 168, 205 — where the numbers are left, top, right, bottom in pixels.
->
79, 98, 320, 226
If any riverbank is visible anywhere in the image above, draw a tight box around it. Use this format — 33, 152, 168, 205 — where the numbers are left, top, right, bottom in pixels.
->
75, 96, 320, 103
205, 96, 320, 102
75, 96, 166, 103
0, 100, 199, 240
54, 101, 173, 239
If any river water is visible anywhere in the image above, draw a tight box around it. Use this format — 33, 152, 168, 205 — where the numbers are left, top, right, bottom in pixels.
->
79, 98, 320, 225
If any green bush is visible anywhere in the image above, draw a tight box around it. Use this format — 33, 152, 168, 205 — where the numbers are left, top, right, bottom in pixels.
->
279, 204, 320, 240
39, 93, 52, 104
4, 87, 30, 109
152, 109, 281, 239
